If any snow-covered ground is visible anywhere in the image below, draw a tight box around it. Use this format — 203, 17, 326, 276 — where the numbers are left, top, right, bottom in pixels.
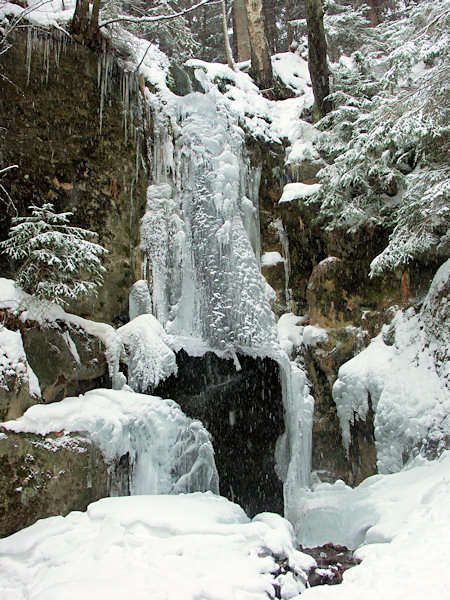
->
299, 452, 450, 600
0, 493, 315, 600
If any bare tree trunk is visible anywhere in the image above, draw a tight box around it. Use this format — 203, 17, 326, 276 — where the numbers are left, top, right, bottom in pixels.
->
86, 0, 101, 43
366, 0, 380, 26
221, 0, 236, 70
72, 0, 100, 45
285, 0, 293, 50
72, 0, 89, 39
234, 0, 251, 62
305, 0, 331, 119
246, 0, 273, 89
263, 0, 277, 55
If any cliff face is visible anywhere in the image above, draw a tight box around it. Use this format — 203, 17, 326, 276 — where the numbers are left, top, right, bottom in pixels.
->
0, 30, 148, 324
0, 28, 446, 536
251, 134, 445, 486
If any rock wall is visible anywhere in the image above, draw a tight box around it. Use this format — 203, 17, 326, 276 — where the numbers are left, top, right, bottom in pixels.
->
0, 428, 109, 538
250, 136, 445, 486
0, 30, 148, 324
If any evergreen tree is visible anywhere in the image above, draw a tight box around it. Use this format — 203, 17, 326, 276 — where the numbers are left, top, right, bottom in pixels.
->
308, 0, 450, 275
0, 204, 107, 306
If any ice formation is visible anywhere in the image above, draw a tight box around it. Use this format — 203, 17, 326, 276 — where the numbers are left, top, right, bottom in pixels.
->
107, 314, 178, 392
135, 66, 318, 508
141, 90, 279, 357
2, 388, 219, 496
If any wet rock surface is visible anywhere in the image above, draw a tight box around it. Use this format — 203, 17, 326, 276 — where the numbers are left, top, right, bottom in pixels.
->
305, 544, 361, 587
0, 30, 148, 324
154, 350, 284, 517
0, 309, 109, 420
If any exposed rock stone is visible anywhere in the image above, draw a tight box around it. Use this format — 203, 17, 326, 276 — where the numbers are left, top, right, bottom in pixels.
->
0, 428, 109, 538
286, 158, 325, 184
0, 309, 108, 419
0, 30, 148, 324
24, 324, 108, 404
305, 327, 365, 484
306, 257, 363, 329
154, 350, 284, 517
305, 543, 361, 587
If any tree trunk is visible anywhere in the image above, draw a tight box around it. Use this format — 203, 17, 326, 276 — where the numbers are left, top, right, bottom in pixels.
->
263, 0, 277, 55
366, 0, 380, 27
221, 0, 236, 70
285, 0, 293, 51
305, 0, 331, 119
234, 0, 251, 62
72, 0, 89, 39
246, 0, 273, 90
87, 0, 101, 41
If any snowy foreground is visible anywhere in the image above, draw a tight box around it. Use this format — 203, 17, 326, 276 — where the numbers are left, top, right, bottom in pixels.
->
0, 453, 449, 600
0, 493, 315, 600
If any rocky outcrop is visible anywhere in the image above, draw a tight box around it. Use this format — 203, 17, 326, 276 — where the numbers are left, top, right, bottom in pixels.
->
0, 428, 109, 538
248, 132, 446, 487
0, 309, 108, 421
0, 30, 148, 324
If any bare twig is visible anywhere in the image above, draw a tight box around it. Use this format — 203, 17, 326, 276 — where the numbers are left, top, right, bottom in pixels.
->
99, 0, 221, 29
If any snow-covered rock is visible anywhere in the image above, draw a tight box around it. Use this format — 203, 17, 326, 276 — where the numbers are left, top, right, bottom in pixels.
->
0, 492, 316, 600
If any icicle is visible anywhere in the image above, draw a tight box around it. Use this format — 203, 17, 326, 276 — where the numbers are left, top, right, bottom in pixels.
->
26, 27, 33, 86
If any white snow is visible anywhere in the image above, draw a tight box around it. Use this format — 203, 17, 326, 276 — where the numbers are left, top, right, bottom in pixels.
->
2, 388, 218, 496
296, 452, 450, 600
277, 314, 328, 356
279, 182, 322, 204
0, 277, 114, 346
0, 325, 40, 398
107, 314, 178, 392
333, 263, 450, 473
261, 251, 285, 267
0, 493, 315, 600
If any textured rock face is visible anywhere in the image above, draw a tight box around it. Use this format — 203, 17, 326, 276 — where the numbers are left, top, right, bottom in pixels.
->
248, 134, 445, 487
0, 310, 108, 421
24, 324, 108, 404
0, 429, 109, 538
0, 30, 148, 324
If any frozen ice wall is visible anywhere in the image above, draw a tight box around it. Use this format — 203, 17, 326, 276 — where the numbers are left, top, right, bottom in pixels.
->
141, 91, 279, 357
3, 388, 219, 497
137, 85, 315, 512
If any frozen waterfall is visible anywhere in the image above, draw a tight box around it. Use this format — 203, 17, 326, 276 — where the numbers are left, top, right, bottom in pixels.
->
136, 84, 315, 514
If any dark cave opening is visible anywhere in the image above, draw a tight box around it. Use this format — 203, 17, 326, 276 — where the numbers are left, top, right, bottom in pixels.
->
154, 350, 284, 517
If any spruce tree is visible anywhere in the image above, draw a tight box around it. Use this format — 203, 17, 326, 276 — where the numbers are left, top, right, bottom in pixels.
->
0, 204, 107, 306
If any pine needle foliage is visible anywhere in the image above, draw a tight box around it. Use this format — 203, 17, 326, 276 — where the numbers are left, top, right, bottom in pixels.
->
309, 0, 450, 277
0, 203, 107, 306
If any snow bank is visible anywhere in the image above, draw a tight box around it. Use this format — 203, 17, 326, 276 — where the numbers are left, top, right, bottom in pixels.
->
2, 388, 218, 496
0, 325, 40, 398
0, 277, 114, 345
261, 251, 285, 267
0, 493, 315, 600
277, 314, 327, 356
297, 452, 450, 600
333, 262, 450, 473
279, 182, 322, 203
